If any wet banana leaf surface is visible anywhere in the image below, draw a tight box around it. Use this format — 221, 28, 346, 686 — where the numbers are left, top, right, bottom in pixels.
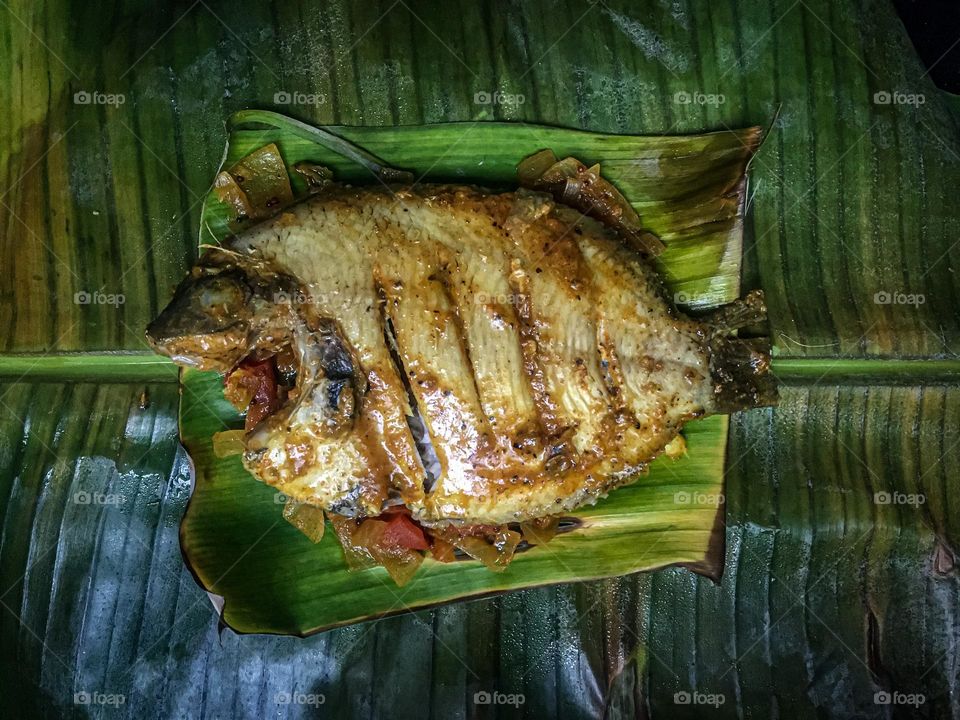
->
3, 380, 959, 718
1, 0, 959, 718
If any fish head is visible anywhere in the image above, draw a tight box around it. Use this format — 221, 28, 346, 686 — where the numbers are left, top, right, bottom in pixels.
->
146, 249, 266, 371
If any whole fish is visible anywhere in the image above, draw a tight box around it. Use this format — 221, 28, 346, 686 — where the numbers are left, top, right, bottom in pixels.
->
147, 183, 775, 526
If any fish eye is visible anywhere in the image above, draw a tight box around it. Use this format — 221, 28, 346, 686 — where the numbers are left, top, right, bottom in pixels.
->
198, 277, 245, 318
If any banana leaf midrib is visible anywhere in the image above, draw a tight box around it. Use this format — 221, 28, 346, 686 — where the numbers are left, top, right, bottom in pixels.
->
2, 353, 959, 383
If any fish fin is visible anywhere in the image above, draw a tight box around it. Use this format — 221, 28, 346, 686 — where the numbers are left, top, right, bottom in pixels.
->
699, 289, 768, 332
705, 290, 778, 413
709, 335, 778, 413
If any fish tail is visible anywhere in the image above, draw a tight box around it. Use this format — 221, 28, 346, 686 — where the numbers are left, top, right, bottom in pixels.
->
704, 290, 779, 413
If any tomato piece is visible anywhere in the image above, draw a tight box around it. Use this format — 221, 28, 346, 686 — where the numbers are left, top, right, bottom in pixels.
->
225, 359, 279, 431
381, 513, 430, 551
246, 367, 279, 429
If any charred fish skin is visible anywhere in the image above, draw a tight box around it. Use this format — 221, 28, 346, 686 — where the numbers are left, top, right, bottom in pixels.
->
149, 184, 776, 526
146, 249, 300, 371
145, 259, 254, 372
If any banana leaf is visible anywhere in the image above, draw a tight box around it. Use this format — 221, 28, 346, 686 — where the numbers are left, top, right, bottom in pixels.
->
178, 112, 757, 634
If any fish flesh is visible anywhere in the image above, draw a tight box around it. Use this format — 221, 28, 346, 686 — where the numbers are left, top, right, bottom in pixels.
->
147, 183, 775, 526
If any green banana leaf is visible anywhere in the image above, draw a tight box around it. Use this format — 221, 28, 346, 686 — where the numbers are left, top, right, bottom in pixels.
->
178, 111, 754, 634
2, 0, 960, 717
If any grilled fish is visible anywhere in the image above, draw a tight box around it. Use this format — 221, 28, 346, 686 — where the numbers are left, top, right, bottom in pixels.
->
147, 183, 775, 526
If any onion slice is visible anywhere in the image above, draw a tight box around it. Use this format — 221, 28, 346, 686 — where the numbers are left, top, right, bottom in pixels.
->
519, 516, 560, 545
454, 528, 522, 572
517, 150, 665, 256
282, 501, 326, 543
329, 515, 425, 586
211, 429, 246, 458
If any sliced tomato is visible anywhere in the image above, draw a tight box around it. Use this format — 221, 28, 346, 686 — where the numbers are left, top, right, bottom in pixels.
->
225, 359, 279, 431
381, 513, 430, 551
